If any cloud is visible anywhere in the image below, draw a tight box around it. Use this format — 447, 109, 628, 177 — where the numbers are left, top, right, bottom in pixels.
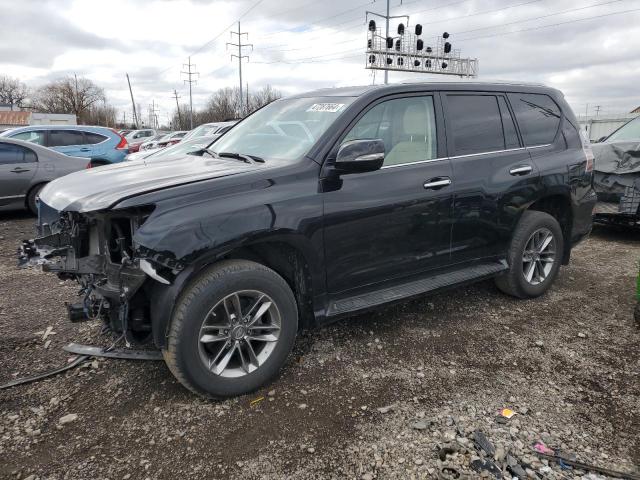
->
0, 0, 639, 119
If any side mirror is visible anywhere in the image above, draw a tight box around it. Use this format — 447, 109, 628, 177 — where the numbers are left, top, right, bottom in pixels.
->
335, 139, 385, 174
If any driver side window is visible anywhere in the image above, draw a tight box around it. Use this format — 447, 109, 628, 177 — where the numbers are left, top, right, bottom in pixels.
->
342, 96, 437, 167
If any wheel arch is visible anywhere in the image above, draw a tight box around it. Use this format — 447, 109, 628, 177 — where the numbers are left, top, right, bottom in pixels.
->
526, 193, 573, 265
24, 181, 49, 212
147, 234, 320, 349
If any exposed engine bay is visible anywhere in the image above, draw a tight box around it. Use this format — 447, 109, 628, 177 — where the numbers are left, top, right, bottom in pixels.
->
18, 201, 178, 344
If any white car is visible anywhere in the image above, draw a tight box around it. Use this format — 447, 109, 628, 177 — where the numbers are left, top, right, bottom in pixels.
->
182, 121, 236, 141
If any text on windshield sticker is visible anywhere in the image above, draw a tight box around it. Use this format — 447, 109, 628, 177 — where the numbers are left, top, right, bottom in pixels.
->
307, 103, 345, 113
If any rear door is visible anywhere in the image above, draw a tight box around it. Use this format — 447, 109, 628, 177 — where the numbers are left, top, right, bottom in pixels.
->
48, 130, 89, 157
0, 142, 38, 206
443, 92, 539, 264
322, 93, 454, 294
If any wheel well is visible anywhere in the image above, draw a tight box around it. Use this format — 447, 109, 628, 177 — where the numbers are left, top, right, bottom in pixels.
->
24, 182, 48, 208
221, 242, 316, 330
528, 195, 572, 264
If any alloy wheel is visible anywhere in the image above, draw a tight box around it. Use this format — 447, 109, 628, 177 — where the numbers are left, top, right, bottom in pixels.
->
197, 290, 281, 378
521, 227, 556, 286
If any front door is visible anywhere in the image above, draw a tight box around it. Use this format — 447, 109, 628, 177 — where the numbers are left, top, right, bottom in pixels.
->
0, 141, 38, 206
322, 94, 454, 295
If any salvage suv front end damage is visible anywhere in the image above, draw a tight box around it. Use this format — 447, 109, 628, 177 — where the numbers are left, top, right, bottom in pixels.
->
19, 201, 180, 343
592, 141, 640, 228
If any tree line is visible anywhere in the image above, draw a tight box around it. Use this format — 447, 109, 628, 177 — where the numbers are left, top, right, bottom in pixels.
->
0, 74, 281, 130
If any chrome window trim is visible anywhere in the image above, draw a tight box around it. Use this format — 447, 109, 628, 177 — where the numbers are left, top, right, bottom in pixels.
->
448, 147, 526, 160
381, 156, 449, 169
379, 144, 552, 170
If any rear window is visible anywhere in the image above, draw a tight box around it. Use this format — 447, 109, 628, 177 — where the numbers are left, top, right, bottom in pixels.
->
49, 130, 86, 147
447, 94, 505, 156
84, 132, 108, 144
507, 93, 561, 146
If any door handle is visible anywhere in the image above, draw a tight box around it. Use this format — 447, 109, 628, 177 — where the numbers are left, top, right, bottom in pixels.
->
509, 165, 533, 176
80, 148, 91, 152
423, 177, 452, 190
11, 167, 30, 173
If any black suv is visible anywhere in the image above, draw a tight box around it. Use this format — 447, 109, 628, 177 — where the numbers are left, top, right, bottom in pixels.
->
21, 82, 596, 398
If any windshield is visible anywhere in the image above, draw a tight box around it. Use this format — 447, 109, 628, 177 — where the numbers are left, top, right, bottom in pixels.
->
606, 117, 640, 142
184, 124, 221, 140
210, 97, 356, 161
145, 136, 215, 161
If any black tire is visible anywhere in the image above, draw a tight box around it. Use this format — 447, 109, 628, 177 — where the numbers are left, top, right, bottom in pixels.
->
495, 210, 564, 299
164, 259, 298, 398
26, 183, 45, 215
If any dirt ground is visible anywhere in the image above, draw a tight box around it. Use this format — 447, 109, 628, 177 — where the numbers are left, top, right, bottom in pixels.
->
1, 210, 639, 480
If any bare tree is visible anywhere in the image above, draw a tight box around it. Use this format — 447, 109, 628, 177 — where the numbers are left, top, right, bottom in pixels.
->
32, 75, 106, 124
0, 76, 29, 110
248, 85, 281, 114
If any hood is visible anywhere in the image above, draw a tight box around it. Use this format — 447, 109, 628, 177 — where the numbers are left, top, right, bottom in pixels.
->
39, 154, 264, 212
592, 140, 640, 175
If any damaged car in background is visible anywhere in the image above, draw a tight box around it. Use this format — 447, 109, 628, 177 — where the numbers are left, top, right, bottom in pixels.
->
592, 116, 640, 227
18, 82, 595, 398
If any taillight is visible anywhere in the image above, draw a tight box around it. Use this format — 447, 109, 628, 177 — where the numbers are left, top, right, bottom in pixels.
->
86, 162, 92, 169
115, 135, 128, 150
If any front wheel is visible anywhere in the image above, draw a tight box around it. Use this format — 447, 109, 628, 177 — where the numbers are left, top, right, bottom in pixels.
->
495, 210, 564, 298
164, 260, 298, 398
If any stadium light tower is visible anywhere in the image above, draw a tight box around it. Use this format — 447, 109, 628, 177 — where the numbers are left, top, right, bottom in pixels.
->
365, 14, 478, 78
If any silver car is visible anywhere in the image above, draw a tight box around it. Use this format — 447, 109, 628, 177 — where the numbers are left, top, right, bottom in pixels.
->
0, 137, 88, 214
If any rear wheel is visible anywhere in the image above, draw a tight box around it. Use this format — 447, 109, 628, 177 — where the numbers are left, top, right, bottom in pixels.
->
26, 183, 45, 215
164, 260, 298, 398
495, 211, 564, 298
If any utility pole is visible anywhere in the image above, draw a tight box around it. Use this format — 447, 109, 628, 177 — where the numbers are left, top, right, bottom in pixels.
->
172, 89, 182, 130
126, 73, 139, 128
181, 57, 199, 129
227, 21, 252, 117
384, 0, 390, 84
594, 105, 601, 117
148, 100, 160, 129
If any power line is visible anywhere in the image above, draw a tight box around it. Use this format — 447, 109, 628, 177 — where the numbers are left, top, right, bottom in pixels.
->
416, 0, 543, 26
455, 0, 627, 35
457, 7, 640, 41
255, 0, 375, 39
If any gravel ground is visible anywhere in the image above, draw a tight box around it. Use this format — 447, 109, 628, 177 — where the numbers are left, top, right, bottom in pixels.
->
0, 210, 639, 480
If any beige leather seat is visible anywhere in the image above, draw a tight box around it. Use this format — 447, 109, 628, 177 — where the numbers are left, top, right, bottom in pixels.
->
384, 102, 434, 166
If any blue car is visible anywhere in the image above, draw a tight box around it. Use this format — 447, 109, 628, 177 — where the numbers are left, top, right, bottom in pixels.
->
0, 125, 129, 165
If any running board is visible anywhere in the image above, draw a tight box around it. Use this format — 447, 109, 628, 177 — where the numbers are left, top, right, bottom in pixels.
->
327, 260, 508, 317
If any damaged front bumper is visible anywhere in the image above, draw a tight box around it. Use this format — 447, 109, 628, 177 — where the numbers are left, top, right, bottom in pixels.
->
593, 172, 640, 227
18, 203, 176, 342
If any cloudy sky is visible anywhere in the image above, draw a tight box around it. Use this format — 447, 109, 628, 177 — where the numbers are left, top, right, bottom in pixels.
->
1, 0, 639, 124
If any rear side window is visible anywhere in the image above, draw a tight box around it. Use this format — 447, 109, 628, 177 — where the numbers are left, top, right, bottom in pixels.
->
507, 93, 561, 146
0, 143, 37, 164
447, 95, 504, 156
49, 130, 86, 147
84, 132, 108, 144
11, 130, 46, 145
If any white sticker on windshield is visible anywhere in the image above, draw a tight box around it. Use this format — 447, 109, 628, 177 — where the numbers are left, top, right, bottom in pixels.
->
307, 103, 345, 113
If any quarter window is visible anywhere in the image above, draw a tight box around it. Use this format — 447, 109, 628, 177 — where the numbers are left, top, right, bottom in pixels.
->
342, 96, 437, 167
49, 130, 86, 147
84, 132, 108, 144
507, 93, 561, 146
447, 95, 505, 156
0, 142, 37, 165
